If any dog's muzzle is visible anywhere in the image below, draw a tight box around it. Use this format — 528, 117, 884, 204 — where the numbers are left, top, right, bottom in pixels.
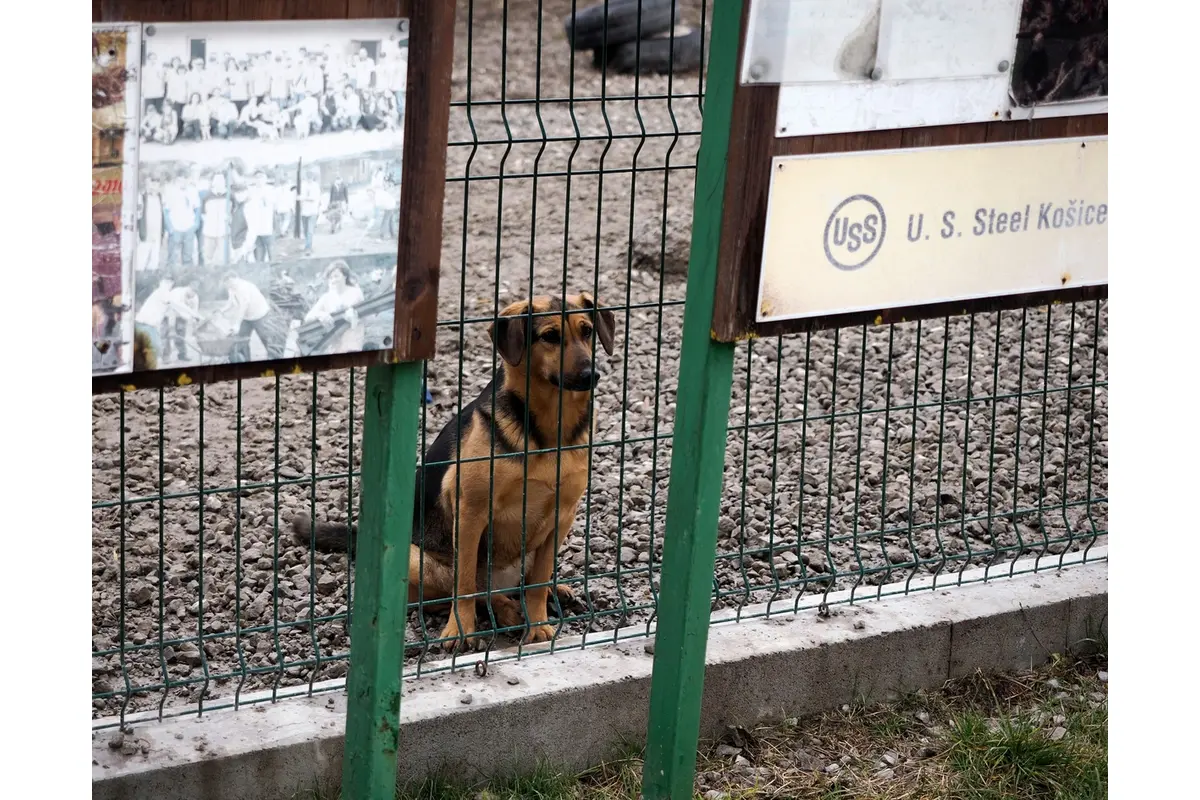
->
558, 367, 599, 392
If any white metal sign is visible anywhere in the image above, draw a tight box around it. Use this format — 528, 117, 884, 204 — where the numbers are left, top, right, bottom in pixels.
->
755, 137, 1108, 323
743, 0, 1019, 85
742, 0, 1107, 137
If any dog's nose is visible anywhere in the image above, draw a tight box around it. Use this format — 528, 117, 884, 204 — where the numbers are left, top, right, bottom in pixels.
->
577, 367, 598, 388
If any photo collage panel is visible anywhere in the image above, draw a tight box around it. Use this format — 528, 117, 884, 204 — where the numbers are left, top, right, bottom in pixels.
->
94, 17, 409, 373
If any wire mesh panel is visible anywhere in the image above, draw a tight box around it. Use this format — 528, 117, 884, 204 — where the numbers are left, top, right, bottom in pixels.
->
715, 303, 1108, 621
92, 374, 364, 724
399, 0, 709, 674
91, 0, 1107, 728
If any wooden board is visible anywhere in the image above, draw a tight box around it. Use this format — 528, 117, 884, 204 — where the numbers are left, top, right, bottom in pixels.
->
92, 0, 455, 392
709, 1, 1107, 343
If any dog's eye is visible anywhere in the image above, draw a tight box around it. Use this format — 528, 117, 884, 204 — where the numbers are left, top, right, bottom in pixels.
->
579, 323, 593, 339
539, 329, 561, 345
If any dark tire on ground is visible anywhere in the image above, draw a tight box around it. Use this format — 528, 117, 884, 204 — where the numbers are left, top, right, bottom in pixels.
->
591, 44, 621, 71
563, 0, 677, 52
609, 26, 703, 75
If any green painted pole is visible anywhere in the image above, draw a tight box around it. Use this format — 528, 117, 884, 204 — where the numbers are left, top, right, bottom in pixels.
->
641, 2, 743, 798
342, 361, 423, 800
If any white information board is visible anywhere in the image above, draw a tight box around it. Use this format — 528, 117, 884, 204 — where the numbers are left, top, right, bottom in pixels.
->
756, 137, 1108, 323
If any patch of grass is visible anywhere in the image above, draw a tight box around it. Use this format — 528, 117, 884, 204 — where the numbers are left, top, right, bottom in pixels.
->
311, 657, 1105, 800
577, 743, 646, 799
290, 774, 342, 800
945, 710, 1105, 800
479, 764, 583, 800
861, 703, 920, 740
398, 772, 473, 800
394, 763, 582, 800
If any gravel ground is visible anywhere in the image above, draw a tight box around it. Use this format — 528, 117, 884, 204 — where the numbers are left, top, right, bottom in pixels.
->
91, 0, 1108, 719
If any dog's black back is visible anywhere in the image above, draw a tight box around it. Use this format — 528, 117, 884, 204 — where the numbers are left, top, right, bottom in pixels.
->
294, 375, 542, 559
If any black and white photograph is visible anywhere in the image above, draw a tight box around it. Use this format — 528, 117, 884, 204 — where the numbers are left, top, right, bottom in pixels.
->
131, 18, 408, 370
137, 19, 409, 159
132, 252, 400, 366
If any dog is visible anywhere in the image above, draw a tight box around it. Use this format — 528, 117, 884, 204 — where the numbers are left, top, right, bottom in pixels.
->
292, 291, 616, 650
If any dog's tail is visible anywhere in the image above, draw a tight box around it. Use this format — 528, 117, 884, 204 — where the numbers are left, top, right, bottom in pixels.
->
290, 515, 357, 556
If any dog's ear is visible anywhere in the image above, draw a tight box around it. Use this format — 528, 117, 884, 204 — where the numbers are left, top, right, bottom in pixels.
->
488, 308, 529, 366
579, 292, 616, 356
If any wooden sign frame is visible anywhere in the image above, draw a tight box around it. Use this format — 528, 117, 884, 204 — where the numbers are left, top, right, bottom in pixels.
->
710, 1, 1108, 343
91, 0, 455, 393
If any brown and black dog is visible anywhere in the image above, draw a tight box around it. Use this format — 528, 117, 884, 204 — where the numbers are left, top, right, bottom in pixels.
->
292, 291, 616, 650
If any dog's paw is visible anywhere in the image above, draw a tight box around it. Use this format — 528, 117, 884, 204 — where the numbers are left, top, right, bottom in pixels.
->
437, 619, 478, 652
551, 584, 590, 615
490, 602, 525, 632
552, 583, 577, 605
523, 622, 556, 645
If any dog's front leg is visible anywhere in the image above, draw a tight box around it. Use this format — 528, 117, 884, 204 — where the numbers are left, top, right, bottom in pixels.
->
523, 506, 576, 644
521, 539, 557, 644
438, 499, 486, 652
550, 503, 582, 608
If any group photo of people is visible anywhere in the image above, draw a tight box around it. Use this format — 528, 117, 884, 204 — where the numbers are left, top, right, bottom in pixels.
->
130, 153, 402, 368
121, 20, 408, 370
134, 154, 402, 273
138, 22, 408, 152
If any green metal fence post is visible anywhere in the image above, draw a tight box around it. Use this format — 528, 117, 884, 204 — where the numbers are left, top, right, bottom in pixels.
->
641, 2, 743, 797
342, 361, 423, 800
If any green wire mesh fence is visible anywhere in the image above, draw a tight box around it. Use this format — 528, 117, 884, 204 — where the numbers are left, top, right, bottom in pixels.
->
91, 0, 1107, 729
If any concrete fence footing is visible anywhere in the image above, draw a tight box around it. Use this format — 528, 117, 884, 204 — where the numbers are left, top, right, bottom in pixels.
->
92, 548, 1107, 800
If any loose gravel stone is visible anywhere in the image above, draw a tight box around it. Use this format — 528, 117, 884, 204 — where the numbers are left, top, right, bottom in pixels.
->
792, 747, 823, 772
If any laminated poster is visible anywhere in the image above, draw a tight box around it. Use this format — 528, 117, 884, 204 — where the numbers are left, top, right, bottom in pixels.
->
129, 18, 409, 370
92, 24, 142, 375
